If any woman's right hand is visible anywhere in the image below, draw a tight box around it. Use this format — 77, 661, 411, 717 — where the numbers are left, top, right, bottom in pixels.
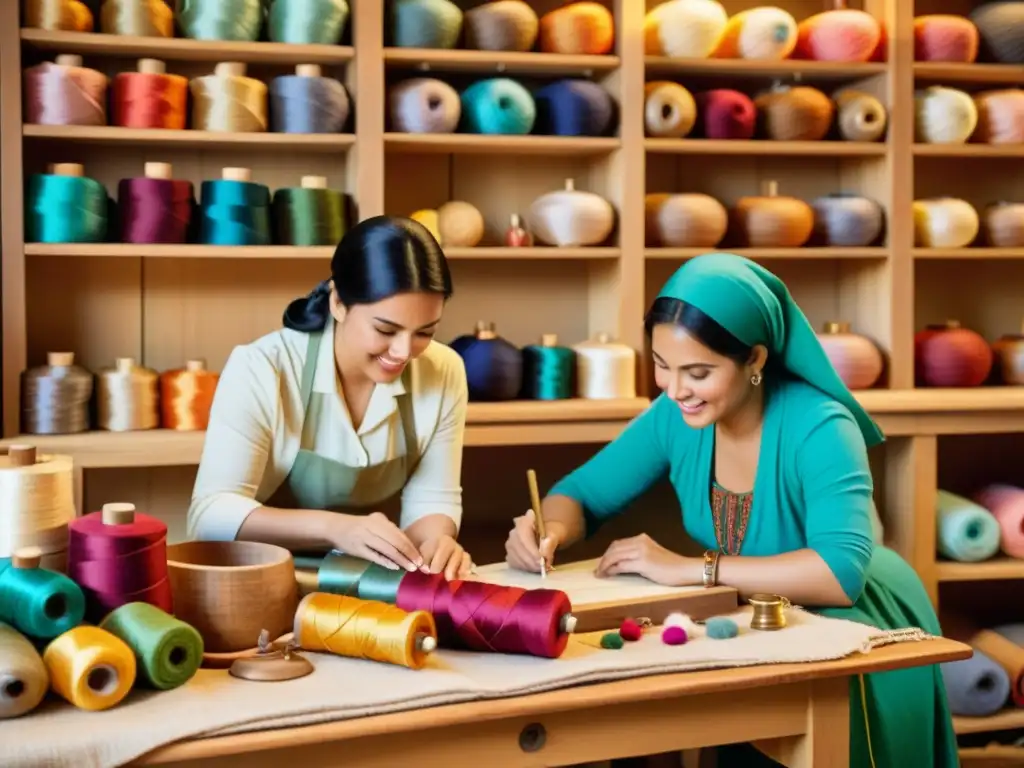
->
332, 511, 425, 572
505, 509, 562, 573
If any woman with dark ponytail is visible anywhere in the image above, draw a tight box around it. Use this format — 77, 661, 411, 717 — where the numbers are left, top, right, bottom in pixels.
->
188, 216, 472, 578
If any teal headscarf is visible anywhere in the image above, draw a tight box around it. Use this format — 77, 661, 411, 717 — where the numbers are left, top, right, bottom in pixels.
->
657, 252, 884, 449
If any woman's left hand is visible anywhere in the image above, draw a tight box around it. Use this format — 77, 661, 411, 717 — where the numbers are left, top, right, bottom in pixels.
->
419, 534, 473, 580
595, 533, 688, 586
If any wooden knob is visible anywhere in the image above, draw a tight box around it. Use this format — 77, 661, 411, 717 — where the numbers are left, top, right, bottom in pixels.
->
214, 62, 246, 78
295, 64, 322, 78
102, 503, 136, 526
115, 357, 136, 373
7, 445, 37, 467
301, 176, 328, 189
55, 54, 82, 67
415, 634, 437, 652
822, 321, 852, 334
12, 547, 42, 570
50, 163, 84, 177
559, 614, 577, 634
540, 333, 558, 347
185, 359, 206, 372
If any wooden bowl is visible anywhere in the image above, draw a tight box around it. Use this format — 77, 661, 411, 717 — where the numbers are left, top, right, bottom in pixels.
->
166, 541, 298, 661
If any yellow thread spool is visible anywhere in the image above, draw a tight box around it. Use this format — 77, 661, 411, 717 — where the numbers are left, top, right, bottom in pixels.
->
748, 593, 791, 631
43, 625, 137, 710
293, 592, 438, 670
190, 62, 268, 133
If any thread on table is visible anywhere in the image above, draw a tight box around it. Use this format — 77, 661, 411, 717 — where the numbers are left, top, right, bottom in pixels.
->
159, 360, 219, 430
314, 552, 408, 601
175, 0, 262, 41
269, 72, 351, 133
267, 0, 350, 44
293, 592, 437, 670
199, 178, 273, 245
23, 0, 94, 31
521, 334, 575, 400
190, 67, 268, 133
25, 172, 110, 244
96, 357, 160, 431
21, 352, 93, 435
272, 186, 347, 246
573, 333, 637, 399
111, 69, 188, 129
23, 59, 108, 126
68, 503, 174, 621
43, 625, 136, 711
0, 446, 77, 570
118, 177, 195, 244
100, 0, 174, 36
0, 552, 86, 641
99, 602, 203, 690
0, 622, 49, 719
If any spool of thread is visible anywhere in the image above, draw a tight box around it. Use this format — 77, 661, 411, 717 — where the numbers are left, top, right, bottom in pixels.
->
68, 503, 174, 622
973, 484, 1024, 559
272, 176, 347, 246
100, 0, 174, 36
111, 58, 188, 130
159, 359, 219, 431
25, 163, 110, 244
521, 334, 575, 400
0, 445, 76, 570
199, 167, 273, 245
118, 162, 195, 244
23, 54, 108, 126
175, 0, 263, 41
269, 64, 351, 134
0, 547, 86, 641
190, 62, 268, 133
99, 602, 203, 690
0, 622, 49, 719
941, 648, 1011, 717
449, 321, 523, 401
573, 333, 637, 400
268, 0, 350, 44
460, 78, 536, 135
293, 592, 437, 670
43, 625, 136, 711
23, 0, 94, 31
96, 357, 160, 432
936, 489, 1001, 563
20, 352, 93, 435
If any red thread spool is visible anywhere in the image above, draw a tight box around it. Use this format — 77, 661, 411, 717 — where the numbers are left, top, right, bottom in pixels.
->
395, 572, 575, 659
111, 59, 188, 130
67, 502, 173, 621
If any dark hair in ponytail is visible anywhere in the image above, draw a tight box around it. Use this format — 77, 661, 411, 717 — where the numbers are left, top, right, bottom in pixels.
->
283, 215, 453, 332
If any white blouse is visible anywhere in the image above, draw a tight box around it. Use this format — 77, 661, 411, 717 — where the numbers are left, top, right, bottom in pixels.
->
187, 316, 469, 541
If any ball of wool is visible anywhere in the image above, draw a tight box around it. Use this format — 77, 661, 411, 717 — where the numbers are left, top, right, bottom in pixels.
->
661, 625, 688, 645
601, 632, 625, 649
706, 617, 739, 639
664, 612, 689, 628
619, 618, 644, 641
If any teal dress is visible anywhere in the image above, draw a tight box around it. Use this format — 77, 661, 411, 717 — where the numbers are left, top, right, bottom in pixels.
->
548, 380, 959, 768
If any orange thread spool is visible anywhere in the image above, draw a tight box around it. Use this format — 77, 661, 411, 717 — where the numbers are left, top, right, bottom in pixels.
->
159, 360, 219, 431
111, 59, 188, 130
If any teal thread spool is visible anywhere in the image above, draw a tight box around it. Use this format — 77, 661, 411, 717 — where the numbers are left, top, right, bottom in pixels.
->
521, 334, 575, 400
268, 0, 350, 44
296, 552, 406, 603
272, 176, 347, 246
391, 0, 463, 49
0, 549, 86, 642
25, 164, 109, 244
99, 602, 203, 690
175, 0, 263, 42
198, 168, 272, 246
460, 78, 536, 135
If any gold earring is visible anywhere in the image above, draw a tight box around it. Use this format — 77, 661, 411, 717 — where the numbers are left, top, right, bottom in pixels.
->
750, 371, 763, 386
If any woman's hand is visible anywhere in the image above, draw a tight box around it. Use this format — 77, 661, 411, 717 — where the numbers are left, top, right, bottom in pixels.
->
505, 509, 564, 573
331, 511, 425, 572
595, 533, 690, 586
419, 534, 473, 580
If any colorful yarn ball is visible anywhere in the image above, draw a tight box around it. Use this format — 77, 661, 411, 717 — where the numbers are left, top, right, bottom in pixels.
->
619, 618, 643, 641
661, 625, 688, 646
600, 631, 625, 649
706, 617, 739, 639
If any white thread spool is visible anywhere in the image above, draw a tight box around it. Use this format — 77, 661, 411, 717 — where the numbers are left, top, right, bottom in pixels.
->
0, 622, 49, 719
573, 334, 637, 400
96, 357, 159, 432
222, 167, 252, 182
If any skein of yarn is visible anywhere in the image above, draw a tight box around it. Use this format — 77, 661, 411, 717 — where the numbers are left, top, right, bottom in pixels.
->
389, 78, 461, 133
159, 359, 220, 431
267, 0, 350, 44
20, 352, 93, 435
111, 58, 188, 130
449, 322, 523, 402
755, 83, 834, 142
175, 0, 263, 41
391, 0, 464, 49
23, 0, 94, 31
96, 357, 160, 432
25, 163, 110, 244
190, 62, 268, 133
118, 162, 195, 244
199, 167, 273, 245
0, 623, 49, 719
23, 54, 108, 126
460, 78, 536, 135
533, 80, 616, 137
270, 64, 351, 134
521, 334, 575, 400
573, 333, 637, 400
464, 0, 539, 51
100, 0, 174, 36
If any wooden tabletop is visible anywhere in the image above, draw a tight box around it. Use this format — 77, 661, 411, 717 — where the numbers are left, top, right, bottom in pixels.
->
138, 637, 970, 765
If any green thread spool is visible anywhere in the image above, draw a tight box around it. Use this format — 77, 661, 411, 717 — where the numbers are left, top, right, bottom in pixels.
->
521, 333, 575, 400
99, 602, 203, 690
25, 164, 110, 244
267, 0, 350, 44
0, 549, 86, 641
174, 0, 263, 41
296, 552, 405, 603
272, 176, 347, 247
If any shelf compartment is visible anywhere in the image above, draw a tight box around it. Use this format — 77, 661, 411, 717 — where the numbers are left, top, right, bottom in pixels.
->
913, 144, 1024, 158
954, 708, 1024, 735
25, 245, 334, 260
23, 125, 357, 151
936, 558, 1024, 582
645, 57, 885, 81
914, 249, 1024, 260
913, 62, 1024, 84
384, 48, 619, 76
384, 133, 619, 155
645, 139, 886, 156
19, 29, 354, 64
645, 248, 887, 260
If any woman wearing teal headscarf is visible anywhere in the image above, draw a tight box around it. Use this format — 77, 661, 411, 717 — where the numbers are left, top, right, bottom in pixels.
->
505, 253, 957, 768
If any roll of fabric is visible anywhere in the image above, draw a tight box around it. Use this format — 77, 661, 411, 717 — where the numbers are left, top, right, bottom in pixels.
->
936, 489, 1001, 562
970, 627, 1024, 706
973, 484, 1024, 559
940, 648, 1011, 716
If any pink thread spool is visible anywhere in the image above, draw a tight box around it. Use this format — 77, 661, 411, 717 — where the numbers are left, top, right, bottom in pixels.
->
973, 485, 1024, 559
23, 54, 108, 126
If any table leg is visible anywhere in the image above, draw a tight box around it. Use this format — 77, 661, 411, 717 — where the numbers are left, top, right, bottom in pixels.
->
752, 676, 850, 767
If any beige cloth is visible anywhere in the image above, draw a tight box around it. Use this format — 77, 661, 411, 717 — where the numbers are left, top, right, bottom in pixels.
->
0, 608, 930, 768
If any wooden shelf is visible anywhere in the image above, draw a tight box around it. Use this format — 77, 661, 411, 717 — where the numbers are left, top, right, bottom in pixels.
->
954, 708, 1024, 735
645, 248, 887, 260
23, 125, 357, 151
936, 558, 1024, 583
914, 248, 1024, 260
25, 244, 334, 259
913, 144, 1024, 158
644, 139, 886, 156
383, 133, 620, 155
444, 247, 620, 260
913, 62, 1024, 84
384, 48, 619, 75
645, 57, 885, 80
854, 388, 1024, 414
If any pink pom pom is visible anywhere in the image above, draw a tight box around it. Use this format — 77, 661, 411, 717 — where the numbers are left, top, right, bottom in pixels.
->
619, 619, 643, 642
662, 625, 688, 646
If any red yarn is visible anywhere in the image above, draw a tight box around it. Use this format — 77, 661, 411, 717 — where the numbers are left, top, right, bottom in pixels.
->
619, 618, 643, 641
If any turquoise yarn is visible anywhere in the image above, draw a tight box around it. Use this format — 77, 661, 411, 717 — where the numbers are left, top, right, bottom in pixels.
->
198, 179, 272, 245
268, 0, 350, 44
705, 617, 739, 639
25, 173, 110, 244
460, 78, 536, 135
0, 558, 86, 641
936, 489, 1001, 563
391, 0, 463, 49
175, 0, 264, 42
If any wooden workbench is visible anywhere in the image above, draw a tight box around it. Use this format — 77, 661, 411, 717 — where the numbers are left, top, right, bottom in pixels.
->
134, 637, 970, 768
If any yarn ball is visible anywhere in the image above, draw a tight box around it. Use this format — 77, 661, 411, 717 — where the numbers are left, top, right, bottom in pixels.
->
661, 625, 688, 646
449, 327, 523, 401
696, 89, 756, 139
664, 612, 689, 629
619, 618, 643, 641
970, 2, 1024, 64
391, 0, 464, 49
389, 78, 461, 133
601, 632, 625, 649
460, 78, 536, 135
534, 80, 615, 137
705, 617, 739, 639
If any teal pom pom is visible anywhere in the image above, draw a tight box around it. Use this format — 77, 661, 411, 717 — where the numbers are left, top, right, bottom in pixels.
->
705, 617, 739, 639
600, 632, 625, 649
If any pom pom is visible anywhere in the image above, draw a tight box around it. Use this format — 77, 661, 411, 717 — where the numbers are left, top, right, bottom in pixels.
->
663, 612, 689, 628
619, 618, 643, 641
600, 632, 625, 649
661, 625, 688, 646
705, 617, 739, 639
